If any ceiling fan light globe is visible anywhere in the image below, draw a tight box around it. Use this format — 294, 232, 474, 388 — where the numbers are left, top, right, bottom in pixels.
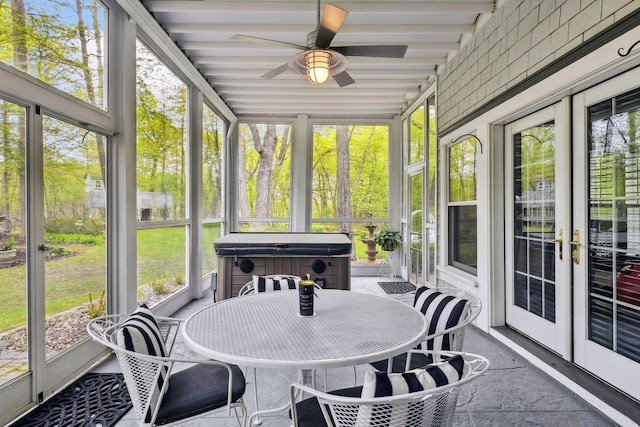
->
305, 50, 331, 85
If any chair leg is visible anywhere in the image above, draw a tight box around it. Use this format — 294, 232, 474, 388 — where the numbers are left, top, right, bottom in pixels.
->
251, 367, 262, 425
459, 386, 476, 427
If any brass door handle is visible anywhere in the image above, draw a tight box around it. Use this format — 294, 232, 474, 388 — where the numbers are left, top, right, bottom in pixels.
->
545, 229, 563, 260
568, 230, 580, 264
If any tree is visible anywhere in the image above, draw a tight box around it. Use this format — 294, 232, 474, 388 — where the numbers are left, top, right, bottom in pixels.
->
336, 125, 351, 236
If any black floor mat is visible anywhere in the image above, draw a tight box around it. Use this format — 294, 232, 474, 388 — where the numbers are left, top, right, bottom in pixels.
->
378, 281, 416, 294
11, 373, 131, 427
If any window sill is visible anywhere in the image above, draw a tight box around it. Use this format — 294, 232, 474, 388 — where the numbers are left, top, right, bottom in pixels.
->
436, 265, 478, 289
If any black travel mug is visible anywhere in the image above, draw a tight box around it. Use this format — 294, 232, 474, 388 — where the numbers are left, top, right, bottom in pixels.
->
299, 279, 315, 316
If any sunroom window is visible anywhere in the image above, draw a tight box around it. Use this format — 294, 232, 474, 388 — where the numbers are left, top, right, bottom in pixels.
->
0, 0, 107, 109
448, 136, 478, 275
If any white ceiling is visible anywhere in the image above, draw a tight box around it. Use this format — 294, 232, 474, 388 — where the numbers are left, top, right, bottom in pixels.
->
141, 0, 496, 119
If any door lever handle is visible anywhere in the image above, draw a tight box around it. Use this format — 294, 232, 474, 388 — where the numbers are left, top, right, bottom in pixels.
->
568, 230, 580, 264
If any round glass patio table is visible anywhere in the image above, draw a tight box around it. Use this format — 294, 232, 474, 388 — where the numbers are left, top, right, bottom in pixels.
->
182, 289, 428, 370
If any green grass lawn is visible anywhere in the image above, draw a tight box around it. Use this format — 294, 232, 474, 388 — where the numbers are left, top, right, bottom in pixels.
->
0, 225, 384, 332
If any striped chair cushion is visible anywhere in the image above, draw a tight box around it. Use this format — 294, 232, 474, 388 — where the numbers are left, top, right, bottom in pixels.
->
252, 275, 301, 293
116, 305, 168, 423
358, 355, 464, 424
413, 287, 471, 352
361, 355, 464, 398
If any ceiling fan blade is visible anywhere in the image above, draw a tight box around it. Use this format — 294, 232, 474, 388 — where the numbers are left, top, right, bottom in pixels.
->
232, 34, 307, 51
261, 63, 290, 79
333, 70, 355, 87
316, 3, 348, 49
332, 45, 408, 58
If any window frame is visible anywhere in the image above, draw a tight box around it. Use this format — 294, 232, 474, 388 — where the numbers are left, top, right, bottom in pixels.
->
446, 135, 478, 275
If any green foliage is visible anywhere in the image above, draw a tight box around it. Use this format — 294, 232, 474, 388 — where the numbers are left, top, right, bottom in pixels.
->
150, 279, 166, 295
174, 273, 185, 285
86, 290, 106, 319
45, 218, 104, 236
374, 229, 402, 251
0, 237, 16, 251
46, 233, 103, 245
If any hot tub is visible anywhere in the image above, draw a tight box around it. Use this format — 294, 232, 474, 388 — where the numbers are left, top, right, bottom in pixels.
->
214, 232, 352, 299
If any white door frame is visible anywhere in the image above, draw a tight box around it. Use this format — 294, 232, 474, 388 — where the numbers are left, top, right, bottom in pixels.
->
504, 100, 572, 358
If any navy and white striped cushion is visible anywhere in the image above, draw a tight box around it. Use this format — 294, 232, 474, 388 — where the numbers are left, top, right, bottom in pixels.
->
413, 287, 470, 352
116, 305, 169, 422
252, 275, 301, 293
361, 355, 464, 398
358, 355, 464, 424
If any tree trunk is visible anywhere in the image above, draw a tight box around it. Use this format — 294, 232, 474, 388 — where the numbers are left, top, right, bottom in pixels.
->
336, 125, 352, 255
12, 0, 27, 237
238, 133, 249, 218
75, 0, 106, 183
251, 124, 277, 219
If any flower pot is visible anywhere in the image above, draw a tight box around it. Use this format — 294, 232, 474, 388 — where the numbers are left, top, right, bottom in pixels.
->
0, 249, 16, 259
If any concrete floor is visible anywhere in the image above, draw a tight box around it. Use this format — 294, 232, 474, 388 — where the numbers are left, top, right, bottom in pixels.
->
92, 277, 623, 427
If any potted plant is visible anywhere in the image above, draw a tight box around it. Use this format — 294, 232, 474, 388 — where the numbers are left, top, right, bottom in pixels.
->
0, 237, 16, 259
374, 229, 402, 251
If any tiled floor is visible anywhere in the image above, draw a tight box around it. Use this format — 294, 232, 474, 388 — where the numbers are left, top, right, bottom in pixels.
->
93, 277, 621, 427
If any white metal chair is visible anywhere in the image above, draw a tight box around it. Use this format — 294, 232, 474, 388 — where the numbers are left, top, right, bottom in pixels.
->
87, 313, 247, 426
370, 286, 482, 373
289, 351, 490, 427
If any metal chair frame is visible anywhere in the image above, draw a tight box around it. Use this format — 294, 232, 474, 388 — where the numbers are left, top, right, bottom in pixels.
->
290, 350, 490, 427
87, 314, 247, 427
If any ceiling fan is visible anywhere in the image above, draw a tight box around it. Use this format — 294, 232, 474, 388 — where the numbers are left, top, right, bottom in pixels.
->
232, 1, 408, 87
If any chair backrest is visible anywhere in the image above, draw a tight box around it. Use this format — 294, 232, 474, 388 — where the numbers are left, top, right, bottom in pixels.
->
87, 314, 181, 426
238, 274, 317, 296
397, 286, 481, 354
291, 351, 489, 427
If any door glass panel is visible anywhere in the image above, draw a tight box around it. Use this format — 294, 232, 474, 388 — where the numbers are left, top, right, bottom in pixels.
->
43, 116, 106, 360
409, 173, 423, 284
0, 99, 27, 385
512, 122, 556, 322
587, 87, 640, 361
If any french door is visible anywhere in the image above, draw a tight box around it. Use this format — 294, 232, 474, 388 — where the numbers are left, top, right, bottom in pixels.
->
505, 102, 572, 358
572, 68, 640, 398
0, 100, 108, 421
505, 68, 640, 398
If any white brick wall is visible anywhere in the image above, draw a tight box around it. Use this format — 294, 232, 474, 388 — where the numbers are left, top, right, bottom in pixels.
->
437, 0, 639, 131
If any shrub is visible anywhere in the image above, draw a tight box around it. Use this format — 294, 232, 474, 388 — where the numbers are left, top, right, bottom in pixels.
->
150, 279, 166, 295
46, 233, 103, 245
86, 290, 106, 318
45, 218, 105, 236
0, 237, 16, 251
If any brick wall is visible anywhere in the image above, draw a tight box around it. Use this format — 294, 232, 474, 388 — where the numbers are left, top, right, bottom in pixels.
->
437, 0, 639, 132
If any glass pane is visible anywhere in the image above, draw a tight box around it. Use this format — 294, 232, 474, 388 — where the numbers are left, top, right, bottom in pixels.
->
0, 99, 27, 385
449, 138, 476, 202
311, 124, 389, 264
136, 41, 188, 221
137, 227, 187, 307
427, 95, 437, 221
43, 116, 106, 360
410, 173, 423, 284
202, 222, 221, 275
512, 122, 556, 322
409, 105, 424, 164
0, 0, 107, 109
587, 87, 640, 359
202, 104, 224, 219
447, 205, 477, 273
238, 123, 291, 231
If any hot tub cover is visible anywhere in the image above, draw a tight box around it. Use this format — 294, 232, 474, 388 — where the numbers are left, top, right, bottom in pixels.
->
214, 232, 352, 256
